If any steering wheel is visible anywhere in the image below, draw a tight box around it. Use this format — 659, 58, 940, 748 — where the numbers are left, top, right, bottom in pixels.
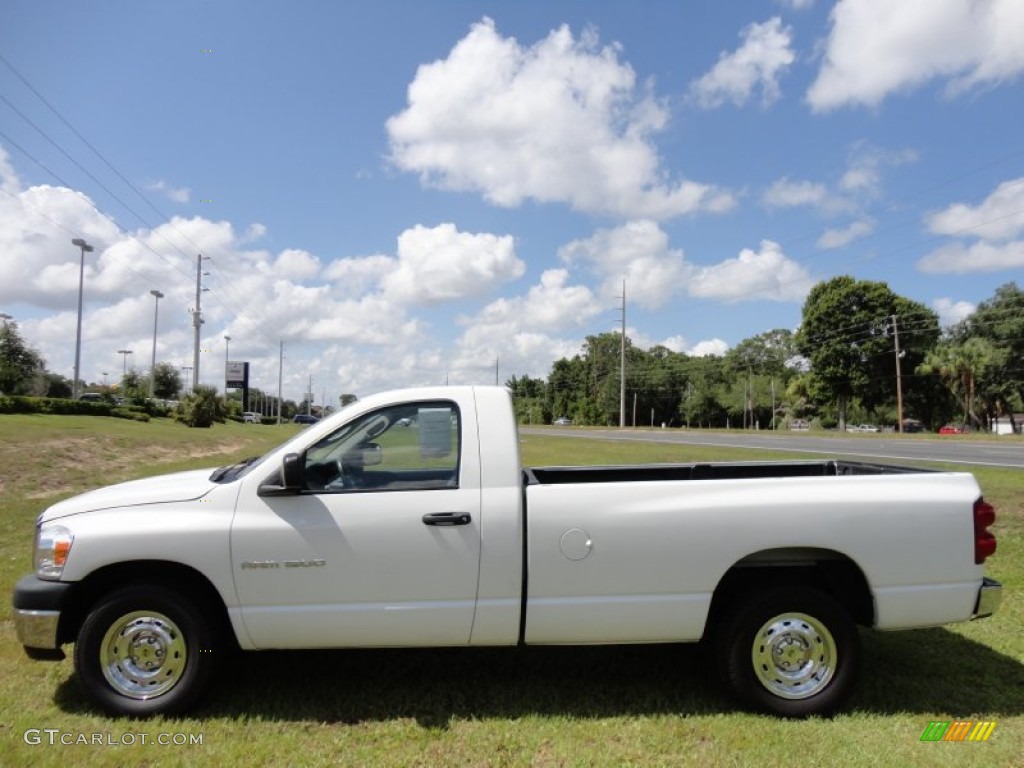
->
322, 458, 348, 490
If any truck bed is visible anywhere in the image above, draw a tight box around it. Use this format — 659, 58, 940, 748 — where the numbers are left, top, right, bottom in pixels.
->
524, 459, 928, 485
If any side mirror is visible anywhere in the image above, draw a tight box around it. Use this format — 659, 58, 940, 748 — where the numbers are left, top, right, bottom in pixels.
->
282, 452, 305, 487
258, 452, 304, 496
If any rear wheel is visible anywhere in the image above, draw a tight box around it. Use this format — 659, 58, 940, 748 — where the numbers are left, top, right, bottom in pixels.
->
74, 585, 215, 716
716, 586, 859, 717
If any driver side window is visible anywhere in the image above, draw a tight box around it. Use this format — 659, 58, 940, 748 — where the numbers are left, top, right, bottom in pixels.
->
303, 401, 460, 493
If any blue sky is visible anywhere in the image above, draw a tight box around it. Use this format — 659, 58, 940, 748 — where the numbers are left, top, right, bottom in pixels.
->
2, 0, 1023, 405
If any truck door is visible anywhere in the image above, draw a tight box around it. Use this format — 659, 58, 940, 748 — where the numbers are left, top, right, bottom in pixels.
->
232, 400, 482, 648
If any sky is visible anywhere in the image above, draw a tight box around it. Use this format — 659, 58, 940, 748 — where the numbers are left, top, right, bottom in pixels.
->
1, 0, 1023, 407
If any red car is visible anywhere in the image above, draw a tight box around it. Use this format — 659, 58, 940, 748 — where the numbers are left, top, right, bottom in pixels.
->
938, 424, 964, 434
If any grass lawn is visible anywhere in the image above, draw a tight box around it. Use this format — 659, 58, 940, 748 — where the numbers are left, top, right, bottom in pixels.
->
0, 415, 1020, 767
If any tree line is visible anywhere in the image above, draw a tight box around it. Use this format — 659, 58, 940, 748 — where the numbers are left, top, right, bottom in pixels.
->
3, 277, 1022, 432
507, 278, 1024, 433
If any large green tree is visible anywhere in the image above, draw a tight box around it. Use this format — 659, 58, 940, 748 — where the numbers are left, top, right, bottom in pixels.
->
151, 362, 183, 400
956, 282, 1024, 423
0, 320, 45, 395
796, 276, 939, 429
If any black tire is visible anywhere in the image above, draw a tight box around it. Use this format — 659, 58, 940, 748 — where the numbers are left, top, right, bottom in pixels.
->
715, 585, 860, 717
73, 585, 216, 717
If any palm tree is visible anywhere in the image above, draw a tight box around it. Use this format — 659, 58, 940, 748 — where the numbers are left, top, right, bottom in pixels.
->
918, 337, 995, 428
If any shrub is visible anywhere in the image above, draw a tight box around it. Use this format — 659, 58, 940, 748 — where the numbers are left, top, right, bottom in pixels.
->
111, 407, 151, 422
0, 395, 112, 416
174, 385, 227, 428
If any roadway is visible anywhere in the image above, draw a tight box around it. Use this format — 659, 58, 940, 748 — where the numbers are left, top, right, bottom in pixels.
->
519, 427, 1024, 469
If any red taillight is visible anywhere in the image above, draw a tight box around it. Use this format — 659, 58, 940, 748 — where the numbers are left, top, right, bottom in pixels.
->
974, 498, 997, 565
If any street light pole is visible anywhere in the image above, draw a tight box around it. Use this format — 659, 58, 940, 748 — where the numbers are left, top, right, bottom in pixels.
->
118, 349, 133, 376
71, 238, 94, 398
149, 290, 164, 398
224, 335, 231, 386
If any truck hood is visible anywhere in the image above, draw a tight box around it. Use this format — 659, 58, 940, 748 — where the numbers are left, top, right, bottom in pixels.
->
39, 468, 219, 523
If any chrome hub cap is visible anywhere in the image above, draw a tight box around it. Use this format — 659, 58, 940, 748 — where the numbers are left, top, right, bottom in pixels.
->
752, 612, 836, 699
100, 611, 187, 699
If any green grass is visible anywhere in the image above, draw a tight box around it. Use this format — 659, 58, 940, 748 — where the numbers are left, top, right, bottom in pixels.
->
0, 416, 1021, 766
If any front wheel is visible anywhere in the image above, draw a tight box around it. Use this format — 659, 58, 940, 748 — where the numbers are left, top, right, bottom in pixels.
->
74, 585, 216, 716
715, 586, 860, 717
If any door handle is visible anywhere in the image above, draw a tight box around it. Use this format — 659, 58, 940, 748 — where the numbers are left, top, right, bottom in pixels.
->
422, 512, 472, 526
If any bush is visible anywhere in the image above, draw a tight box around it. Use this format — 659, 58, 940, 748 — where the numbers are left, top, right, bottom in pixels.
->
111, 407, 151, 422
0, 395, 112, 416
174, 385, 227, 428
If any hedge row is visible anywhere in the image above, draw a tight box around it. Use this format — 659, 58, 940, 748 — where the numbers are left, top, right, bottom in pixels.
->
0, 396, 150, 421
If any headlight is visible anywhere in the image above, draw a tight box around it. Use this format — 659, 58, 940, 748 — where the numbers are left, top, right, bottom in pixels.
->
35, 525, 74, 580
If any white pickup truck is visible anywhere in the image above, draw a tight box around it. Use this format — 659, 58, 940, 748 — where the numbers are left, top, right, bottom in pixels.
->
13, 386, 1002, 718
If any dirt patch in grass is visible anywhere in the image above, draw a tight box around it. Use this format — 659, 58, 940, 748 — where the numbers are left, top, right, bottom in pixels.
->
0, 432, 256, 499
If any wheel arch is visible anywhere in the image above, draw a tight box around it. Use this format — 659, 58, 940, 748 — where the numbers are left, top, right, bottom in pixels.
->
706, 547, 874, 635
58, 560, 237, 650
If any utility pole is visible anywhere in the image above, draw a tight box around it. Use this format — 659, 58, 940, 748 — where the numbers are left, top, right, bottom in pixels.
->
190, 254, 210, 392
277, 340, 284, 425
892, 314, 904, 433
619, 280, 626, 428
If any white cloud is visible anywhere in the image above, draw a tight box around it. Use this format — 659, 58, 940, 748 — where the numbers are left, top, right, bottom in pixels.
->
839, 143, 917, 195
764, 144, 913, 246
381, 223, 523, 305
469, 268, 599, 333
932, 297, 976, 327
559, 220, 689, 309
689, 18, 795, 109
689, 240, 814, 302
807, 0, 1024, 111
240, 222, 267, 243
387, 17, 734, 219
146, 179, 190, 204
690, 339, 730, 357
0, 184, 123, 309
762, 178, 832, 209
323, 254, 395, 298
0, 145, 20, 193
926, 178, 1024, 241
273, 248, 321, 280
628, 330, 726, 357
450, 269, 599, 383
918, 178, 1024, 275
816, 218, 875, 249
916, 240, 1024, 274
560, 224, 813, 307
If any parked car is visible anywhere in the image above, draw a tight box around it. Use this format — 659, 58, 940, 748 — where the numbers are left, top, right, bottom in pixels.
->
242, 412, 260, 424
77, 393, 105, 403
13, 385, 1002, 719
553, 417, 573, 426
939, 424, 965, 435
788, 419, 809, 431
293, 414, 319, 425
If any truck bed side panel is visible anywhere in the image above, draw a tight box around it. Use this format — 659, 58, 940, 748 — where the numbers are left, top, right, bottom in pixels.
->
524, 472, 984, 644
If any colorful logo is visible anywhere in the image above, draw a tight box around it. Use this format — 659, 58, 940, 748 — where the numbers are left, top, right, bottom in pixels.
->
920, 721, 996, 742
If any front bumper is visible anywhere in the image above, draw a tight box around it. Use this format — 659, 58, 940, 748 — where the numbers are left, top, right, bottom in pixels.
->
12, 574, 74, 658
971, 577, 1002, 620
